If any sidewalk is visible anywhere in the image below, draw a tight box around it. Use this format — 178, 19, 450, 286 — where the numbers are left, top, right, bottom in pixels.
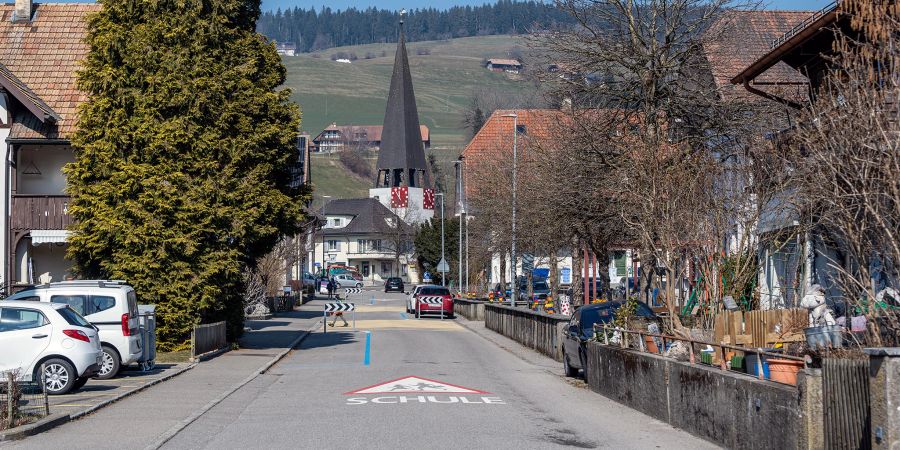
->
2, 302, 326, 449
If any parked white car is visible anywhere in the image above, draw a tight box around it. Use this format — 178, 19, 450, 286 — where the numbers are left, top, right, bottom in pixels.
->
7, 280, 142, 380
0, 300, 102, 395
333, 273, 363, 289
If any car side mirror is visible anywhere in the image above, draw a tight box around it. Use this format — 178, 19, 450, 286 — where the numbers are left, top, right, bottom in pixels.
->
568, 324, 578, 334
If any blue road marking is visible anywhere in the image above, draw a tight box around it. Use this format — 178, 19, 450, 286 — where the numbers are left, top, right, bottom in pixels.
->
364, 331, 372, 366
400, 312, 408, 320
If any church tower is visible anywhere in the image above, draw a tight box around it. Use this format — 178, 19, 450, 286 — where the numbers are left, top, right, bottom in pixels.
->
369, 13, 435, 224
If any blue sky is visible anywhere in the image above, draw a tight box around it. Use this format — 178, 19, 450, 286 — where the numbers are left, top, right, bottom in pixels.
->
261, 0, 831, 13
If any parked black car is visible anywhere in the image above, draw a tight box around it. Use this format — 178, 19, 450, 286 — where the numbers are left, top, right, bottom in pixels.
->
562, 301, 657, 377
384, 277, 405, 293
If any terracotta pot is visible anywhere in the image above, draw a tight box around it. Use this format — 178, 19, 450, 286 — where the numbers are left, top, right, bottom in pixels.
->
644, 336, 659, 353
767, 358, 803, 386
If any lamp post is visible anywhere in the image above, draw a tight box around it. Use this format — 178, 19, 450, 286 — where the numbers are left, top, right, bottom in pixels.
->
436, 192, 446, 286
501, 112, 518, 307
454, 159, 463, 297
320, 195, 332, 280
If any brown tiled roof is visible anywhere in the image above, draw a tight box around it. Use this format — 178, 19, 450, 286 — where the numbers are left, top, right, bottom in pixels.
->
0, 3, 99, 140
314, 124, 430, 143
703, 10, 812, 101
487, 58, 521, 67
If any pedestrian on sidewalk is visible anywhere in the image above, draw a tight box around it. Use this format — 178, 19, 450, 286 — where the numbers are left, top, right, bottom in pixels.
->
327, 277, 336, 299
330, 296, 349, 327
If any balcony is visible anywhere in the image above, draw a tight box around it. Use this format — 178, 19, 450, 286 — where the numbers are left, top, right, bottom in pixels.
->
11, 195, 73, 231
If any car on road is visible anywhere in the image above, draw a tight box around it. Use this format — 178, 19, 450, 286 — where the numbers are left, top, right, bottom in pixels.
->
0, 300, 102, 395
384, 277, 404, 293
520, 280, 551, 304
413, 285, 454, 318
7, 280, 142, 380
333, 273, 363, 289
562, 301, 657, 377
302, 272, 317, 293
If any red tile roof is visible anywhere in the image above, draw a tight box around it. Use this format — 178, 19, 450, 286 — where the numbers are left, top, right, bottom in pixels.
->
0, 3, 99, 139
314, 124, 430, 143
703, 10, 812, 101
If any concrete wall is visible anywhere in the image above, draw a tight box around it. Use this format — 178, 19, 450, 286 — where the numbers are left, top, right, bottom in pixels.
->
867, 349, 900, 449
585, 342, 819, 449
453, 299, 485, 321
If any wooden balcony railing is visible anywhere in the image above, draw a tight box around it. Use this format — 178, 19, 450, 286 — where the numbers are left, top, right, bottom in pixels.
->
11, 195, 73, 231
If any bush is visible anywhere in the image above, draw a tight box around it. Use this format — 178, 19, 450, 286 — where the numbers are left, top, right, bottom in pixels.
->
338, 150, 373, 179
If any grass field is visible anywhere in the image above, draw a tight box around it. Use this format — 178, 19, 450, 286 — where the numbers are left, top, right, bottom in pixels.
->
283, 34, 534, 149
287, 35, 538, 202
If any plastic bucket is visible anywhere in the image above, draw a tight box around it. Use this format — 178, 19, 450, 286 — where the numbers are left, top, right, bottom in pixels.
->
744, 353, 770, 379
768, 359, 803, 386
804, 325, 844, 349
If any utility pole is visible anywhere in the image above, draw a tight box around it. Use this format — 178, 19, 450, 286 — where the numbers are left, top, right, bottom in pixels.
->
455, 159, 463, 297
502, 113, 519, 307
320, 195, 332, 279
436, 193, 446, 286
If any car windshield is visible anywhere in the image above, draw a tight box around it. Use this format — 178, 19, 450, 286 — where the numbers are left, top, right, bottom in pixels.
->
533, 282, 549, 291
579, 303, 654, 331
419, 287, 450, 296
56, 306, 93, 328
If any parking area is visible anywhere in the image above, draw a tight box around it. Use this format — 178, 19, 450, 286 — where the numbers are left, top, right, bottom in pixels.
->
40, 363, 190, 416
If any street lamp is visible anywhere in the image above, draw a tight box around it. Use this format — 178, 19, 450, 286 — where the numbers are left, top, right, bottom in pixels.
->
501, 112, 518, 307
435, 192, 446, 286
454, 159, 463, 297
320, 195, 332, 279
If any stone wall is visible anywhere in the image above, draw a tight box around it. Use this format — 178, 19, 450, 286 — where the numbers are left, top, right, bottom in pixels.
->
585, 342, 821, 449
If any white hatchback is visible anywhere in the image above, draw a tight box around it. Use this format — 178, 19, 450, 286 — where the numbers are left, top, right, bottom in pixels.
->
0, 301, 102, 395
7, 281, 142, 380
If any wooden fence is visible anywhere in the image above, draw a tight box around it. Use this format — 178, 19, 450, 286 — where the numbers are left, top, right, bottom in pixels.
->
713, 308, 807, 348
484, 304, 570, 361
454, 299, 486, 321
191, 321, 227, 359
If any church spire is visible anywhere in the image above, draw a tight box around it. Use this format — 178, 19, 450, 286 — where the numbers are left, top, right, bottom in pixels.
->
374, 13, 430, 189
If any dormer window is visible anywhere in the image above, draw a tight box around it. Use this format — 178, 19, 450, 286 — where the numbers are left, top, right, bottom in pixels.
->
332, 218, 342, 227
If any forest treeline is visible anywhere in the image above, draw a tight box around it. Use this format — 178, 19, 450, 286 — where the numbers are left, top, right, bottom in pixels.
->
257, 0, 574, 53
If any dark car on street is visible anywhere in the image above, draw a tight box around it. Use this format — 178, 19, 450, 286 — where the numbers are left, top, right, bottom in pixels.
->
562, 301, 657, 377
384, 277, 405, 293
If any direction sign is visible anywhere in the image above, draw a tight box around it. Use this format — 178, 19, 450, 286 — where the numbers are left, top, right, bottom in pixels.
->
324, 303, 355, 312
436, 258, 450, 273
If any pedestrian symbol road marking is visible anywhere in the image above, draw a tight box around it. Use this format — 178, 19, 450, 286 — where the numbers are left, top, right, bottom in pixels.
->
345, 376, 489, 395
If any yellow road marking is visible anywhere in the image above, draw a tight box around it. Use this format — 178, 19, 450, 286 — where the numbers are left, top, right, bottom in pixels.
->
354, 306, 405, 313
357, 319, 462, 330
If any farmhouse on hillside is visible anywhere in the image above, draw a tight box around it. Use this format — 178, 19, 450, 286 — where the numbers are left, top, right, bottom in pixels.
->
486, 58, 522, 74
275, 42, 297, 56
311, 123, 430, 153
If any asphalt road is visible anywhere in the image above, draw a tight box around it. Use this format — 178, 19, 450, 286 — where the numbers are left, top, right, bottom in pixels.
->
157, 291, 717, 450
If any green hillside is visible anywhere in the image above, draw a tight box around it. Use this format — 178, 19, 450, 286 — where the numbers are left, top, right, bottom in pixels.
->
285, 35, 542, 203
284, 34, 536, 149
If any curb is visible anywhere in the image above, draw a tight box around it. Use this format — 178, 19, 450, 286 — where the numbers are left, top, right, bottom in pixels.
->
190, 346, 231, 363
145, 321, 318, 450
0, 363, 195, 441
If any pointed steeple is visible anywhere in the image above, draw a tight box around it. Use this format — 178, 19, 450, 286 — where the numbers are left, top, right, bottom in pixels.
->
374, 14, 430, 189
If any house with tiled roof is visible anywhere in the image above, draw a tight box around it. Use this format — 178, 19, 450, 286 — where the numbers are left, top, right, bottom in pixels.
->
314, 198, 417, 283
0, 0, 100, 288
311, 123, 430, 153
486, 59, 522, 74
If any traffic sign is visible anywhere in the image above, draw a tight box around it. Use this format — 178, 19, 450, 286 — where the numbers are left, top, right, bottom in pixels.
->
437, 258, 450, 273
344, 288, 362, 295
324, 303, 355, 312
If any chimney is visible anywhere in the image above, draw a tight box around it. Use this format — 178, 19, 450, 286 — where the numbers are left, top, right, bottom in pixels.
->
13, 0, 32, 23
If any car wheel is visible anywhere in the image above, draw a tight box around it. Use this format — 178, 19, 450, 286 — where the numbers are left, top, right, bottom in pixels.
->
563, 353, 578, 377
38, 358, 76, 395
96, 345, 121, 380
579, 350, 588, 378
336, 283, 342, 289
356, 283, 363, 289
72, 376, 89, 391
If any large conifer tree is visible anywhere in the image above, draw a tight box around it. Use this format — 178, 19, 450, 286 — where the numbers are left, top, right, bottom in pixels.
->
68, 0, 309, 350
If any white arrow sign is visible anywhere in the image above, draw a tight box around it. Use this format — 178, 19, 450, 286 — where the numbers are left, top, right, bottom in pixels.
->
437, 258, 450, 273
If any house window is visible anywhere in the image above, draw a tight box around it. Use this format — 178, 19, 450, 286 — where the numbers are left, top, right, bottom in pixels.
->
381, 262, 391, 274
613, 251, 627, 277
332, 218, 342, 227
357, 239, 368, 253
327, 240, 340, 251
371, 240, 382, 252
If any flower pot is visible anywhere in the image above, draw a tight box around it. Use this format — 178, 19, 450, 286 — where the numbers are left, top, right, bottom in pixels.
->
644, 335, 659, 353
804, 325, 844, 349
767, 358, 803, 386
